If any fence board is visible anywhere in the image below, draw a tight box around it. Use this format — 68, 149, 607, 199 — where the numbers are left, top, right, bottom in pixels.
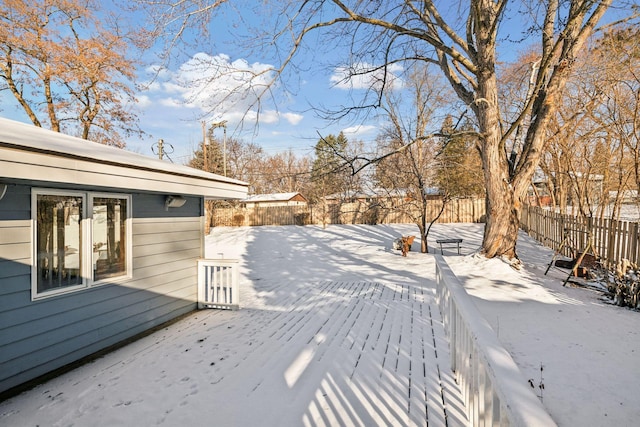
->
211, 198, 485, 227
520, 205, 640, 269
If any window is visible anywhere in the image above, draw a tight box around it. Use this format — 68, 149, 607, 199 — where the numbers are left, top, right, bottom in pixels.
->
93, 197, 128, 281
33, 190, 131, 299
35, 192, 85, 294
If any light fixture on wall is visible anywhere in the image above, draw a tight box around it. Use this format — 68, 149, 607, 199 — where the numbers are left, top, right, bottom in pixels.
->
165, 195, 187, 211
0, 183, 7, 201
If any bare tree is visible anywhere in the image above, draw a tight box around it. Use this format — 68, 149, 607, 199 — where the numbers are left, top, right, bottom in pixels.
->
0, 0, 143, 146
258, 150, 312, 195
225, 138, 265, 188
139, 0, 635, 260
535, 25, 640, 220
375, 64, 455, 252
594, 26, 640, 216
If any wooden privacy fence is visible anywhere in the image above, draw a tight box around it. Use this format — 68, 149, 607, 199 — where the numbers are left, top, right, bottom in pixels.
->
520, 204, 640, 268
211, 198, 485, 227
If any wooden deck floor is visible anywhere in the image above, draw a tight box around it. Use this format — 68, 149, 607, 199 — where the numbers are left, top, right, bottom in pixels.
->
0, 280, 468, 426
192, 280, 469, 426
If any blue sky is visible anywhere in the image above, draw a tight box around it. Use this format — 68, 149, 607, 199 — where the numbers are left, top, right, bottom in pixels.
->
1, 2, 634, 165
0, 1, 383, 164
128, 50, 376, 164
122, 1, 398, 164
129, 1, 635, 165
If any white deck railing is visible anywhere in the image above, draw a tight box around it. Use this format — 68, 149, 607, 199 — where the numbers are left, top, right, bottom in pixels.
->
198, 259, 240, 310
435, 256, 557, 426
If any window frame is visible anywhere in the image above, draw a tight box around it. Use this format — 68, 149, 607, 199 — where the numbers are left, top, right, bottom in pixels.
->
89, 193, 133, 285
31, 189, 87, 299
31, 189, 133, 300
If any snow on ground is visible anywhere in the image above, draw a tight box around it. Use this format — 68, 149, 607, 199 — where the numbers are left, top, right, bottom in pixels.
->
0, 224, 465, 427
440, 225, 640, 427
1, 223, 639, 426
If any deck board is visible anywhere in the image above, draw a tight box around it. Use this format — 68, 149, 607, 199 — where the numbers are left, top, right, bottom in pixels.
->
218, 280, 468, 426
0, 280, 468, 426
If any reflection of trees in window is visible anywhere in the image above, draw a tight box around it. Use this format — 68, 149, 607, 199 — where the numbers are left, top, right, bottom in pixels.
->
93, 197, 127, 281
36, 195, 83, 292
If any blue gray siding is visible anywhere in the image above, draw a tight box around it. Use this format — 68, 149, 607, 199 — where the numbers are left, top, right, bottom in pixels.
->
0, 184, 204, 394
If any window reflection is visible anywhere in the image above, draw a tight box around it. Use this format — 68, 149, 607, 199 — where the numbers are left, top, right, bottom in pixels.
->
36, 195, 83, 292
93, 197, 127, 281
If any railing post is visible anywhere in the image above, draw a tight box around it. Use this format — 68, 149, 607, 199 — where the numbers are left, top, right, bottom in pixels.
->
435, 256, 557, 426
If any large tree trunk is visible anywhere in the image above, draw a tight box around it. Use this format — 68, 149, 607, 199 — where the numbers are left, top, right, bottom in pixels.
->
483, 181, 520, 259
478, 106, 520, 259
472, 4, 520, 259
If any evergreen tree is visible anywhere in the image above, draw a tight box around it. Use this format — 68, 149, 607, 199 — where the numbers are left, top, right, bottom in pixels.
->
189, 132, 225, 175
310, 132, 351, 201
435, 117, 485, 198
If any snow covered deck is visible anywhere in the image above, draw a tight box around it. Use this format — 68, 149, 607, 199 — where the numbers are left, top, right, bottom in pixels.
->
0, 279, 467, 426
4, 223, 640, 425
192, 279, 468, 426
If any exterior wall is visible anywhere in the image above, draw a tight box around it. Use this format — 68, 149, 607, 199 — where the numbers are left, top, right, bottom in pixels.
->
0, 184, 203, 395
1, 117, 248, 200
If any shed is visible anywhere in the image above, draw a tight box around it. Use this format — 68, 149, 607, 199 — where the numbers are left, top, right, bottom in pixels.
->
0, 118, 248, 396
240, 192, 308, 208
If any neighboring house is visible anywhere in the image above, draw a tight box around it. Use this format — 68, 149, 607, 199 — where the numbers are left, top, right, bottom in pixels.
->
608, 190, 638, 204
324, 188, 441, 206
529, 170, 604, 207
240, 192, 308, 208
0, 118, 248, 396
324, 189, 406, 205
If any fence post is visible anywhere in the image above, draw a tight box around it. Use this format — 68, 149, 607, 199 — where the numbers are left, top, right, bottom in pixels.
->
518, 205, 640, 270
210, 198, 488, 226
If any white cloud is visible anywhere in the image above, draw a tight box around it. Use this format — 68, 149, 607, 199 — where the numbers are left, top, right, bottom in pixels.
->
330, 62, 404, 91
175, 52, 275, 116
140, 53, 304, 129
256, 110, 280, 124
162, 81, 187, 95
140, 66, 175, 92
136, 95, 152, 108
145, 65, 171, 80
282, 112, 303, 125
227, 109, 303, 126
158, 97, 192, 108
143, 81, 162, 92
342, 125, 377, 137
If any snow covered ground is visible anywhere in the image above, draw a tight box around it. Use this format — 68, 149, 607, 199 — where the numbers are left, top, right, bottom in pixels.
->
1, 223, 639, 426
442, 225, 640, 427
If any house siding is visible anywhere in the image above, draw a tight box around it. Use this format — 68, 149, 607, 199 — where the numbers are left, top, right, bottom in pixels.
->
0, 185, 204, 394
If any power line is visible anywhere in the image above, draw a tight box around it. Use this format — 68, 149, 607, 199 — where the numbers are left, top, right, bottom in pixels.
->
151, 138, 175, 162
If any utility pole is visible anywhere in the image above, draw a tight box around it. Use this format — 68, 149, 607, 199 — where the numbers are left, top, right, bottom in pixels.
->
201, 121, 208, 171
223, 124, 227, 176
211, 120, 228, 176
157, 139, 164, 160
